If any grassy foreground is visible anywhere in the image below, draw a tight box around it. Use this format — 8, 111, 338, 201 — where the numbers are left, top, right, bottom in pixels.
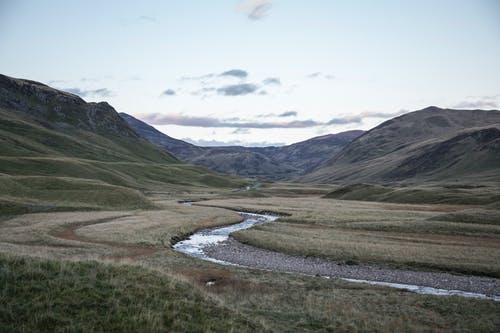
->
0, 254, 259, 332
0, 196, 499, 331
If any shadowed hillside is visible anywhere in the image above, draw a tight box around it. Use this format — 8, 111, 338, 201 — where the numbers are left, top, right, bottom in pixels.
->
302, 107, 500, 184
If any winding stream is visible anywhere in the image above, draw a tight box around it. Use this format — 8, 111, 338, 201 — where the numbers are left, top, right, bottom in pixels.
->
173, 206, 500, 302
174, 212, 278, 265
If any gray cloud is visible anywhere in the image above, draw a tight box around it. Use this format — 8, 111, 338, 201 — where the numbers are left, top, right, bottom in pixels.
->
326, 110, 408, 125
257, 111, 298, 118
232, 128, 251, 134
220, 69, 248, 78
140, 113, 321, 128
140, 109, 408, 129
63, 87, 112, 98
327, 116, 362, 125
279, 111, 297, 117
306, 72, 335, 80
183, 138, 285, 147
48, 79, 67, 85
217, 83, 259, 96
191, 87, 217, 96
263, 77, 281, 85
454, 97, 499, 110
161, 89, 176, 96
239, 0, 272, 20
80, 77, 99, 82
306, 72, 321, 78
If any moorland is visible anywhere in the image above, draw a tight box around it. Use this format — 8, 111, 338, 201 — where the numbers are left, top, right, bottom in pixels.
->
1, 74, 500, 332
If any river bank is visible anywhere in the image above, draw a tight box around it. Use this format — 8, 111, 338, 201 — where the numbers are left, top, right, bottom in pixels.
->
174, 208, 500, 301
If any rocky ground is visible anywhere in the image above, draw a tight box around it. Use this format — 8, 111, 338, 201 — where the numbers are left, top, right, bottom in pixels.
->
204, 237, 500, 296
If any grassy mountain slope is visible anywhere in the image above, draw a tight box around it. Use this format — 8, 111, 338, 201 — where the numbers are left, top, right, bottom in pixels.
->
302, 107, 500, 184
0, 74, 245, 214
249, 130, 363, 174
121, 112, 363, 180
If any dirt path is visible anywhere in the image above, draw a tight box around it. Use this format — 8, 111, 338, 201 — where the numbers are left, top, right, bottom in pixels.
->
49, 218, 160, 262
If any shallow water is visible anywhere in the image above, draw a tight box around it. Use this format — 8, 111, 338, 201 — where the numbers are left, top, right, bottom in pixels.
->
173, 211, 278, 265
173, 207, 499, 301
341, 278, 500, 302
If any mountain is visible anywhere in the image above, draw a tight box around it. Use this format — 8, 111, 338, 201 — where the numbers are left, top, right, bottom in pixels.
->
247, 131, 363, 175
0, 74, 245, 214
120, 112, 363, 180
302, 107, 500, 184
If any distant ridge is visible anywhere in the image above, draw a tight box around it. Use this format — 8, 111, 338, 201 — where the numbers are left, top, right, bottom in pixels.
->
120, 112, 363, 180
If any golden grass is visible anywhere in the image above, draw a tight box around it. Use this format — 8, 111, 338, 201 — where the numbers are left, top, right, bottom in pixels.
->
197, 197, 500, 276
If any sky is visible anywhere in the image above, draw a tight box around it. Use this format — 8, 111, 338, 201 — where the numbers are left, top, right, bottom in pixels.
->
1, 0, 499, 146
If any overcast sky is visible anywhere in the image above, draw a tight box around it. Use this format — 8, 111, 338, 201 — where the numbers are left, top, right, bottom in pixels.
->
1, 0, 499, 146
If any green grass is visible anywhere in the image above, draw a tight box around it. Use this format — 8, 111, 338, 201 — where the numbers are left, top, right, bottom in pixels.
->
0, 175, 156, 215
0, 254, 260, 332
430, 209, 500, 225
0, 108, 177, 164
0, 107, 247, 215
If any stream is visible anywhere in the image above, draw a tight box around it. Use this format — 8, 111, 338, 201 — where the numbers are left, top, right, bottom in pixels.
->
173, 205, 500, 302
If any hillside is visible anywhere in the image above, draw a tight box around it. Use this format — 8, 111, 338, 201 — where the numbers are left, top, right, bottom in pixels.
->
0, 74, 245, 214
302, 107, 500, 184
121, 112, 362, 180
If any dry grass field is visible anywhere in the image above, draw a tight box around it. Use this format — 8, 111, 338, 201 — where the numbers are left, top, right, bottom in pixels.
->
1, 190, 500, 331
196, 196, 500, 277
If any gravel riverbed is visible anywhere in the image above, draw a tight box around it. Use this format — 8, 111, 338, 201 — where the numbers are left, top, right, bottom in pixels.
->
204, 237, 500, 296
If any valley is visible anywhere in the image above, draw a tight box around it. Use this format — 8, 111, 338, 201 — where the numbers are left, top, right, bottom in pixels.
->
1, 74, 500, 332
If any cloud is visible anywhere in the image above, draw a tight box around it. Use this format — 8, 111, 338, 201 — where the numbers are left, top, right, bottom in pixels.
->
80, 77, 99, 82
63, 87, 112, 98
327, 116, 362, 125
453, 96, 499, 110
182, 69, 248, 81
239, 0, 272, 20
306, 72, 335, 80
220, 69, 248, 79
257, 111, 298, 118
140, 113, 322, 128
179, 69, 282, 97
279, 111, 297, 117
191, 87, 217, 96
306, 72, 321, 78
179, 73, 216, 81
325, 110, 408, 125
217, 83, 259, 96
232, 128, 251, 134
140, 109, 408, 129
48, 79, 66, 85
183, 138, 285, 147
161, 89, 176, 96
263, 77, 281, 85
